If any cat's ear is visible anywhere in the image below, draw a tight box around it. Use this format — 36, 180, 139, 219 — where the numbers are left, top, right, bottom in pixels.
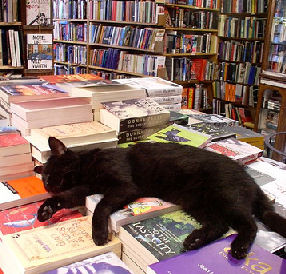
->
48, 137, 67, 156
34, 165, 43, 174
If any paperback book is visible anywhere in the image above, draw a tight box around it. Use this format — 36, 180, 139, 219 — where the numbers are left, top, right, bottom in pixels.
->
0, 133, 30, 157
26, 0, 51, 26
86, 195, 180, 233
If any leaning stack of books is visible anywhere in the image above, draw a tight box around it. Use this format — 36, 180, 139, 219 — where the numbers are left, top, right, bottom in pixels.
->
0, 132, 34, 181
100, 97, 170, 143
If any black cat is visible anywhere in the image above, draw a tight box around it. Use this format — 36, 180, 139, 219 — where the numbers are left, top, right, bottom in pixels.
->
34, 137, 286, 260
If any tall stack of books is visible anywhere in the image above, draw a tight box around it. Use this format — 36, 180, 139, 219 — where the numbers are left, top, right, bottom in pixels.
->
100, 97, 170, 143
0, 132, 34, 181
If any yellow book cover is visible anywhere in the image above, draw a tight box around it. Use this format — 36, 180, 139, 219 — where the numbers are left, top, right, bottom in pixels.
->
0, 216, 121, 274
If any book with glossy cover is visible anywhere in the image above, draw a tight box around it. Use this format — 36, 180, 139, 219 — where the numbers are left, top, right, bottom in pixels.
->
187, 112, 238, 126
30, 121, 116, 147
100, 98, 170, 132
86, 195, 180, 233
44, 252, 132, 274
204, 137, 263, 165
39, 73, 103, 84
147, 234, 286, 274
0, 133, 30, 157
0, 84, 68, 104
0, 201, 83, 239
26, 0, 51, 26
147, 124, 211, 148
0, 176, 50, 210
0, 216, 121, 274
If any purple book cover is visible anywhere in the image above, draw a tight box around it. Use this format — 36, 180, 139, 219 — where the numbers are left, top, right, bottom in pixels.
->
147, 234, 286, 274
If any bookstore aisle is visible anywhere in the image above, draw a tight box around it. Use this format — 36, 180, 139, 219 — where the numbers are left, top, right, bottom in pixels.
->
0, 0, 286, 273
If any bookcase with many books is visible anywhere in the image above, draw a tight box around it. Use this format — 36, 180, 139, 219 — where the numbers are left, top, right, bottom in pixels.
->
0, 0, 54, 78
254, 0, 286, 161
212, 0, 268, 126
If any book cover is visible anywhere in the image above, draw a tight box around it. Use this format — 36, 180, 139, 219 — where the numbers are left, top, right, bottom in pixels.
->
100, 98, 170, 132
204, 138, 263, 165
120, 210, 201, 263
39, 74, 103, 84
0, 133, 28, 148
0, 216, 121, 274
86, 195, 180, 233
147, 234, 286, 274
27, 34, 53, 70
44, 252, 132, 274
30, 121, 117, 147
0, 201, 83, 238
146, 124, 211, 148
0, 176, 50, 210
26, 0, 51, 26
187, 113, 238, 126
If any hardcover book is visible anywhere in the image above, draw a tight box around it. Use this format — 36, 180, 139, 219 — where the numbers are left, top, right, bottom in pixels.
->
0, 176, 50, 210
30, 121, 117, 147
44, 252, 132, 274
100, 98, 170, 133
0, 216, 121, 274
204, 137, 263, 165
26, 0, 51, 26
27, 34, 53, 70
86, 195, 180, 233
147, 124, 211, 148
0, 201, 83, 239
147, 234, 286, 274
119, 210, 201, 271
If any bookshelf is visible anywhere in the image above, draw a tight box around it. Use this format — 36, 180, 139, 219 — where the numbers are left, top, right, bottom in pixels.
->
254, 0, 286, 161
212, 0, 269, 125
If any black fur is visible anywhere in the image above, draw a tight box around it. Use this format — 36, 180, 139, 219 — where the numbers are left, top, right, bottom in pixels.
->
35, 137, 286, 259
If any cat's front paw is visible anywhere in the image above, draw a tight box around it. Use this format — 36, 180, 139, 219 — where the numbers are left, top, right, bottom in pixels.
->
37, 198, 60, 222
183, 230, 207, 250
231, 242, 249, 259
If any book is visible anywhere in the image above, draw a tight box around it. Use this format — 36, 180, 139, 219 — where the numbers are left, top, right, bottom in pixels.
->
0, 133, 30, 157
119, 210, 201, 272
204, 138, 263, 165
0, 176, 50, 210
0, 216, 121, 274
0, 84, 68, 104
39, 73, 104, 84
0, 201, 83, 239
0, 126, 19, 135
0, 153, 32, 168
44, 252, 132, 274
30, 121, 117, 147
27, 34, 53, 70
86, 195, 180, 233
26, 0, 51, 26
0, 115, 8, 127
147, 234, 286, 274
147, 124, 211, 148
100, 98, 170, 133
26, 135, 118, 164
188, 122, 237, 142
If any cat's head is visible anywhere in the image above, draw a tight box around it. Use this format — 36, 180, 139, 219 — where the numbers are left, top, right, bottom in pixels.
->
34, 137, 80, 194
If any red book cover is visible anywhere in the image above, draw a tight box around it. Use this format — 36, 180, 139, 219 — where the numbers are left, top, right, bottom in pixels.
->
0, 201, 83, 238
0, 133, 28, 148
38, 74, 103, 84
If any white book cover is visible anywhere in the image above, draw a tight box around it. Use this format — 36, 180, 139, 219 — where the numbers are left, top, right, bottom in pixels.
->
26, 0, 51, 26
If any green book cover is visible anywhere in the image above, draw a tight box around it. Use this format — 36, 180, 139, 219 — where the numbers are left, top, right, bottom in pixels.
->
122, 210, 201, 261
147, 124, 211, 147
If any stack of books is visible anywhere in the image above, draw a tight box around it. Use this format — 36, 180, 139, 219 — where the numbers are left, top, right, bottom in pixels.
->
100, 97, 170, 143
10, 96, 93, 136
115, 77, 183, 112
26, 121, 118, 163
0, 132, 34, 180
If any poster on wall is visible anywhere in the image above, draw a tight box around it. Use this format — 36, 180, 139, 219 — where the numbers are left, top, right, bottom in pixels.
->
27, 34, 53, 70
26, 0, 51, 26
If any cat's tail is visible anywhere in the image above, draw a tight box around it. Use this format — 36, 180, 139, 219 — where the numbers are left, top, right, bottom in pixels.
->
254, 188, 286, 238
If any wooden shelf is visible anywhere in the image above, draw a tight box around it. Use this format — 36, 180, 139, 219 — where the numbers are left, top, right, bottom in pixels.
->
164, 53, 217, 57
213, 97, 256, 108
54, 61, 88, 67
164, 4, 219, 12
223, 80, 259, 86
174, 80, 213, 85
218, 36, 264, 41
89, 20, 164, 27
53, 18, 88, 22
219, 59, 262, 65
220, 12, 267, 17
88, 65, 148, 77
89, 43, 161, 54
23, 25, 54, 30
0, 66, 24, 70
0, 22, 22, 26
165, 27, 218, 32
53, 40, 88, 45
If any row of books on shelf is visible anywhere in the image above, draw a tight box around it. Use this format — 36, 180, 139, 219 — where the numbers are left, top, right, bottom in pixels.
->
53, 0, 88, 20
221, 0, 267, 14
166, 0, 218, 9
218, 15, 266, 39
54, 43, 88, 65
0, 0, 19, 23
166, 8, 218, 29
181, 85, 209, 110
218, 40, 264, 64
53, 21, 88, 42
54, 63, 87, 74
268, 44, 286, 74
